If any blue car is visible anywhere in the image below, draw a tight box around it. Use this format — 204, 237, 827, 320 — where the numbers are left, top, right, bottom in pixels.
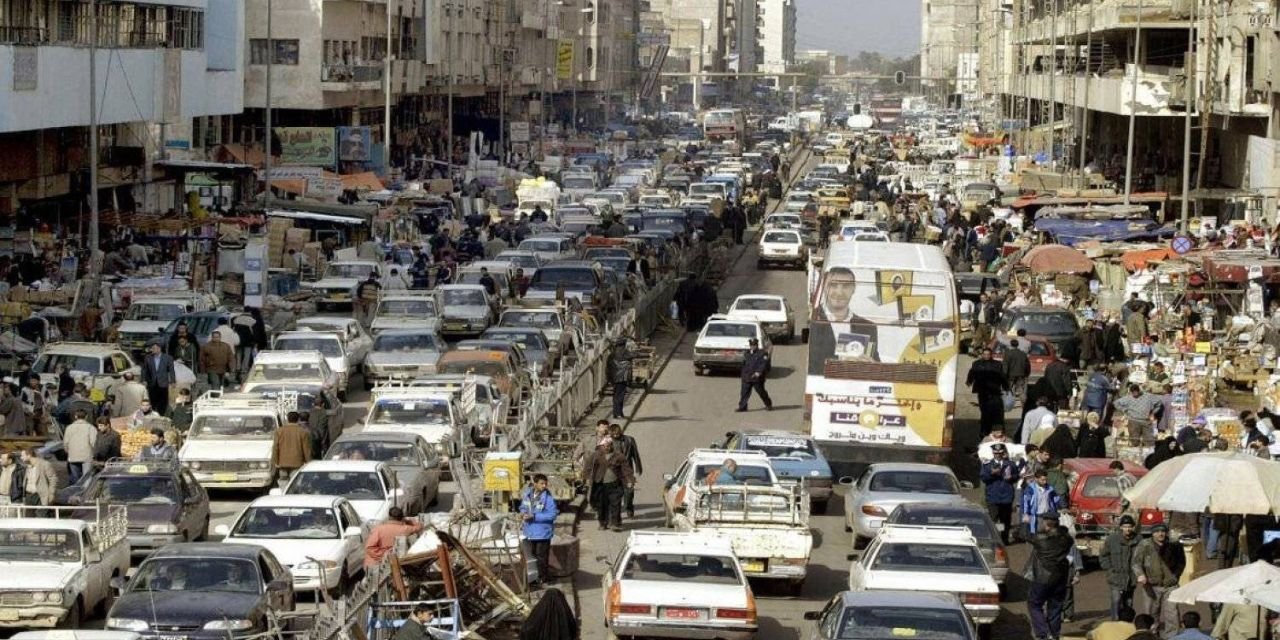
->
717, 429, 834, 512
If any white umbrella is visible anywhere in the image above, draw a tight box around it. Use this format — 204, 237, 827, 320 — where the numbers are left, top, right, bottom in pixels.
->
1169, 561, 1280, 605
1123, 452, 1280, 515
1241, 581, 1280, 611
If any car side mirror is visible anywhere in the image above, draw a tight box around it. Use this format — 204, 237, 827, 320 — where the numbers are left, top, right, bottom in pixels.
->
838, 476, 855, 486
110, 576, 128, 593
803, 611, 822, 621
267, 579, 291, 593
344, 526, 362, 538
86, 550, 102, 563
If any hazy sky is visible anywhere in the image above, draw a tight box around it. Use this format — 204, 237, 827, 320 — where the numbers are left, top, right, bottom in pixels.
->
796, 0, 922, 58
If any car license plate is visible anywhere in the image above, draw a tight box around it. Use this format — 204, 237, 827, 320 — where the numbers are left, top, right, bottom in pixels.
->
742, 559, 766, 573
445, 323, 466, 331
213, 473, 238, 482
331, 293, 349, 300
720, 349, 737, 356
0, 609, 19, 621
663, 607, 702, 620
156, 635, 187, 640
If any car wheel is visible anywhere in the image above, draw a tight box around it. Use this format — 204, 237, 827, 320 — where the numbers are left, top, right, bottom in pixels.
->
198, 515, 211, 541
694, 366, 704, 376
329, 569, 349, 600
811, 499, 828, 515
58, 600, 82, 629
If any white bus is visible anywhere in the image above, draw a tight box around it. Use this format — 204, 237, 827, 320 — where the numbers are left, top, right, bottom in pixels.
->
702, 109, 746, 143
804, 242, 959, 467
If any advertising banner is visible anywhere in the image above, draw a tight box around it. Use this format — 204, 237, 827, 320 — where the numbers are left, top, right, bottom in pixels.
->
338, 127, 372, 162
277, 127, 336, 166
556, 39, 575, 79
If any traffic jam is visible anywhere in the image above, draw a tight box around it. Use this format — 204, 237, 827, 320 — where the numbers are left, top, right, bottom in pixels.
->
0, 94, 1272, 640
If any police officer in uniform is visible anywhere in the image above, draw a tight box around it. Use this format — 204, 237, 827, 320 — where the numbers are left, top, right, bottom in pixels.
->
737, 339, 773, 412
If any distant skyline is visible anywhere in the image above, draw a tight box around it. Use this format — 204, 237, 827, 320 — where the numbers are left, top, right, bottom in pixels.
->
796, 0, 922, 59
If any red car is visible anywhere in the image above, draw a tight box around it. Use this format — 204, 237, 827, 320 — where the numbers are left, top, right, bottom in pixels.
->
991, 338, 1056, 378
1063, 458, 1165, 558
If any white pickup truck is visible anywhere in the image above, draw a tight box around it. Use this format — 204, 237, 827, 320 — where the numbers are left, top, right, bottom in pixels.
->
672, 483, 813, 595
180, 391, 286, 490
0, 505, 131, 628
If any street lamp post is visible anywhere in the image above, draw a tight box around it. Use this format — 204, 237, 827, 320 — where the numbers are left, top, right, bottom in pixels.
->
1123, 0, 1145, 205
693, 18, 710, 111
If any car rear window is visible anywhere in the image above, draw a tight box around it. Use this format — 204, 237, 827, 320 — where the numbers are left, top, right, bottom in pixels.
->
891, 511, 994, 540
871, 542, 986, 574
735, 298, 782, 312
838, 607, 971, 640
622, 553, 741, 585
763, 231, 800, 243
1081, 475, 1128, 499
869, 471, 959, 494
1004, 312, 1078, 335
705, 323, 757, 338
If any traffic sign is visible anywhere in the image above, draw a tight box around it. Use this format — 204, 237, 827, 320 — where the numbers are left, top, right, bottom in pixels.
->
1171, 235, 1194, 254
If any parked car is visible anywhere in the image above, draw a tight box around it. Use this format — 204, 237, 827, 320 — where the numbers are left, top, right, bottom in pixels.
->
107, 543, 295, 638
843, 463, 967, 549
1063, 458, 1164, 560
276, 460, 408, 523
994, 306, 1080, 355
600, 531, 757, 640
804, 590, 978, 640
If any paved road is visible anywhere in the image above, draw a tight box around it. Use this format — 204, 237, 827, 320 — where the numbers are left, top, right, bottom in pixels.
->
568, 234, 1122, 639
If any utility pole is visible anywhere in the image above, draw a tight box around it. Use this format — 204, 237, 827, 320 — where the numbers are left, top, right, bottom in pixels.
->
1079, 6, 1093, 176
1048, 0, 1058, 170
264, 0, 273, 205
447, 1, 454, 170
384, 0, 393, 171
1179, 0, 1197, 231
1123, 0, 1144, 205
88, 0, 99, 259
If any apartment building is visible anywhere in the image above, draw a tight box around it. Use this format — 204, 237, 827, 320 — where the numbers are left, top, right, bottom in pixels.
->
757, 0, 795, 75
0, 0, 244, 215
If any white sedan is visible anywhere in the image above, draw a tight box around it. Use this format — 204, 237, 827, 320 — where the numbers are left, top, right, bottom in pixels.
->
277, 460, 408, 523
216, 495, 367, 595
727, 294, 795, 342
756, 229, 807, 269
692, 316, 770, 375
602, 531, 757, 640
849, 524, 1000, 625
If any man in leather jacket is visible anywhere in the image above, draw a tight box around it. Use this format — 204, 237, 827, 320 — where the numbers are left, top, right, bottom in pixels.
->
1027, 513, 1074, 640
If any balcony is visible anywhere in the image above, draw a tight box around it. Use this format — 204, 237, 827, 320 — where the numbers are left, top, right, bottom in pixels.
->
321, 64, 384, 91
1016, 0, 1189, 44
1011, 64, 1185, 116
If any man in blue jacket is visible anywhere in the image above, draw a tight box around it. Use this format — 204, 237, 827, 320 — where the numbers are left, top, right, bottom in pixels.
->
1020, 469, 1063, 538
520, 473, 559, 585
981, 443, 1021, 544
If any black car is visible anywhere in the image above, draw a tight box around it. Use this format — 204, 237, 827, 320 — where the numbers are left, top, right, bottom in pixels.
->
58, 458, 211, 556
994, 306, 1081, 356
107, 543, 295, 639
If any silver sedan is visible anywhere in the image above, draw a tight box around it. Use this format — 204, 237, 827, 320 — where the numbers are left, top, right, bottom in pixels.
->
842, 462, 968, 549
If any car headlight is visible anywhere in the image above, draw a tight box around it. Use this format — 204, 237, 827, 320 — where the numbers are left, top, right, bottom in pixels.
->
188, 461, 202, 470
109, 618, 151, 631
809, 470, 821, 477
298, 560, 340, 571
257, 461, 271, 469
204, 619, 255, 631
146, 524, 178, 535
45, 591, 63, 605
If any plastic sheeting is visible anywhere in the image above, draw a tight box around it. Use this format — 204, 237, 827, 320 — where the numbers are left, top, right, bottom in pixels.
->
1033, 217, 1177, 246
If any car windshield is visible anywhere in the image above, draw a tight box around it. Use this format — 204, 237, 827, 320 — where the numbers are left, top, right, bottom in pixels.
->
869, 471, 959, 494
275, 337, 342, 357
763, 231, 799, 243
326, 264, 376, 279
231, 506, 340, 539
329, 441, 422, 465
1003, 313, 1078, 336
585, 248, 630, 259
90, 476, 179, 503
190, 414, 277, 439
126, 303, 186, 322
734, 298, 782, 312
0, 528, 78, 563
485, 331, 546, 350
443, 289, 486, 306
871, 542, 987, 574
742, 435, 816, 458
531, 268, 596, 289
368, 399, 451, 425
132, 558, 261, 593
563, 177, 595, 189
373, 334, 445, 352
499, 254, 540, 269
689, 184, 722, 196
892, 511, 995, 540
501, 312, 561, 329
377, 299, 438, 317
288, 471, 386, 500
32, 354, 101, 375
247, 362, 323, 382
622, 553, 741, 585
837, 607, 971, 639
705, 323, 757, 339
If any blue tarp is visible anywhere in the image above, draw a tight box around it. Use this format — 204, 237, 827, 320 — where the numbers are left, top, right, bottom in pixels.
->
1033, 217, 1177, 246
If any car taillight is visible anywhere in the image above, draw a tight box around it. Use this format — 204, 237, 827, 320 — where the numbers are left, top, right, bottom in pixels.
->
1077, 512, 1094, 521
716, 608, 754, 620
617, 604, 652, 615
775, 557, 806, 565
861, 505, 888, 517
1142, 510, 1163, 524
963, 593, 999, 605
994, 546, 1007, 564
